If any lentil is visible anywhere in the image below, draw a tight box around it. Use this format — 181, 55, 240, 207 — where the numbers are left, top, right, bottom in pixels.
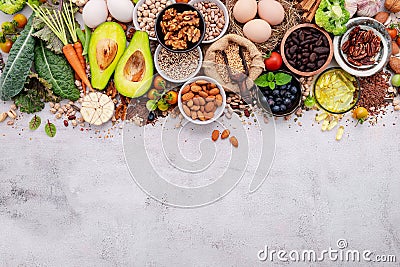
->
158, 47, 200, 81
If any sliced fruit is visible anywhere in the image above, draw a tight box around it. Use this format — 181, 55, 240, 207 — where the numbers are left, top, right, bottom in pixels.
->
114, 31, 154, 98
89, 22, 126, 90
80, 92, 115, 125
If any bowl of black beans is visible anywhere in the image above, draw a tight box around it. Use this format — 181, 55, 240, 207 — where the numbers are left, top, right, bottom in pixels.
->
281, 23, 333, 77
257, 71, 302, 117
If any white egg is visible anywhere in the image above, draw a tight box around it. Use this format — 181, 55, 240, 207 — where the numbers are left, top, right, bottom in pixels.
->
107, 0, 134, 23
83, 0, 108, 28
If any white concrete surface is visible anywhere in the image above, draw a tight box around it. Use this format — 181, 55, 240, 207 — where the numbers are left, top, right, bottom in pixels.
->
0, 102, 399, 266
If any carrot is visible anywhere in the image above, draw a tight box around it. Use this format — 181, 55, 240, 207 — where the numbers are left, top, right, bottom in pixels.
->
62, 44, 93, 92
74, 41, 88, 93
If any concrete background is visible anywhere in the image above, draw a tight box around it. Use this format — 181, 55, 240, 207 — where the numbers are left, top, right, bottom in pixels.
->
1, 8, 400, 267
0, 103, 399, 266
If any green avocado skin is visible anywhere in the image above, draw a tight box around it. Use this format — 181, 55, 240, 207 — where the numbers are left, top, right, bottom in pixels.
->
89, 22, 127, 90
114, 31, 154, 98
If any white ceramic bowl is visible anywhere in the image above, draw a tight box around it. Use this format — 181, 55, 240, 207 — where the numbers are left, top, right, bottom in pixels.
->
133, 0, 176, 41
154, 44, 203, 84
333, 17, 391, 77
188, 0, 229, 44
178, 76, 226, 125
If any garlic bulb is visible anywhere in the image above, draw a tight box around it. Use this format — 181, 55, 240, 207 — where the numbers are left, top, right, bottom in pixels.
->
357, 0, 381, 17
345, 0, 358, 17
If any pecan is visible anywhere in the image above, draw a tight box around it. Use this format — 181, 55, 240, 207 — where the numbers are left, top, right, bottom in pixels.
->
342, 40, 350, 53
348, 57, 362, 66
115, 103, 127, 121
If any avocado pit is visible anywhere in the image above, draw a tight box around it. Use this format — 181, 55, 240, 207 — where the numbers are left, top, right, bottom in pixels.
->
123, 50, 146, 82
96, 39, 118, 71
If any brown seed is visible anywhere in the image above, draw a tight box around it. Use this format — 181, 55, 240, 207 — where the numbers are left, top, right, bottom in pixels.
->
221, 129, 230, 139
230, 136, 238, 147
205, 102, 215, 112
209, 88, 220, 96
211, 130, 219, 141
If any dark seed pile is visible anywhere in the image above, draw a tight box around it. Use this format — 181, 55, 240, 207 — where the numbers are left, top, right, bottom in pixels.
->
358, 70, 390, 115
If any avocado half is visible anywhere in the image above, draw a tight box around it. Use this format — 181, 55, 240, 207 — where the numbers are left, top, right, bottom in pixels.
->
114, 31, 154, 98
89, 22, 126, 90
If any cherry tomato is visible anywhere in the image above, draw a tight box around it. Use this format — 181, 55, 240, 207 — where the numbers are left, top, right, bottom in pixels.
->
153, 75, 166, 90
165, 90, 178, 105
157, 99, 169, 111
352, 107, 369, 122
13, 14, 27, 28
264, 51, 282, 71
387, 27, 398, 40
1, 21, 16, 34
147, 88, 158, 100
0, 39, 13, 53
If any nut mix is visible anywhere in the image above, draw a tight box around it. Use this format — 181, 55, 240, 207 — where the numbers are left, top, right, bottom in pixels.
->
341, 26, 381, 66
284, 27, 330, 72
137, 0, 173, 38
181, 80, 223, 121
158, 46, 200, 80
161, 8, 202, 50
193, 1, 225, 41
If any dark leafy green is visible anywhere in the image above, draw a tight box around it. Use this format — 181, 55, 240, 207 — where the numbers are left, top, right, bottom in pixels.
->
0, 15, 36, 100
34, 41, 80, 101
32, 14, 64, 54
29, 115, 41, 130
14, 73, 60, 113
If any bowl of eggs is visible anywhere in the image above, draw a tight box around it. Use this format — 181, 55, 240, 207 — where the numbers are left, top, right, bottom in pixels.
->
232, 0, 285, 44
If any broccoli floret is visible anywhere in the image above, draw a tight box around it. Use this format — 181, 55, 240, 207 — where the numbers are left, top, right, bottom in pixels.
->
315, 0, 350, 36
0, 0, 27, 15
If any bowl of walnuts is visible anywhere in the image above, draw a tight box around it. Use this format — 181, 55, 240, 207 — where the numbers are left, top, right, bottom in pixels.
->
155, 3, 206, 53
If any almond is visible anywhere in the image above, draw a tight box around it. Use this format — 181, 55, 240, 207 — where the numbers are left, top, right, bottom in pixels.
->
221, 129, 230, 139
205, 102, 215, 113
374, 11, 390, 24
0, 112, 7, 122
190, 85, 202, 93
230, 136, 239, 148
182, 84, 191, 94
199, 91, 208, 98
182, 92, 194, 101
393, 41, 399, 55
183, 104, 191, 116
209, 88, 220, 96
211, 130, 219, 141
195, 79, 209, 85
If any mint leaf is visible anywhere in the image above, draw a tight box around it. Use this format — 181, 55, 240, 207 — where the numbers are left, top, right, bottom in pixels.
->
275, 72, 292, 86
254, 74, 269, 87
29, 115, 41, 130
269, 81, 275, 90
45, 120, 56, 138
267, 72, 275, 82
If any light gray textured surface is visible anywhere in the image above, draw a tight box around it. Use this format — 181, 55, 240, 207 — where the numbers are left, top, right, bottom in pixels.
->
1, 102, 399, 266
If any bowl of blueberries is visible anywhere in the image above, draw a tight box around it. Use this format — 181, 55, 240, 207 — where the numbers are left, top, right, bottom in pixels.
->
256, 71, 302, 117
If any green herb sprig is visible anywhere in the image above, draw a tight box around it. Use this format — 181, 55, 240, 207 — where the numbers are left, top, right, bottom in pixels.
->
254, 72, 292, 90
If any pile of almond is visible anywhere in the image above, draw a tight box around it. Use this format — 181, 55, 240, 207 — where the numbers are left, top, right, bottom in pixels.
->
211, 129, 238, 148
181, 79, 223, 121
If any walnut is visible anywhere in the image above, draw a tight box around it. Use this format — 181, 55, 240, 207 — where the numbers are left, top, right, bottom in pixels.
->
161, 7, 202, 50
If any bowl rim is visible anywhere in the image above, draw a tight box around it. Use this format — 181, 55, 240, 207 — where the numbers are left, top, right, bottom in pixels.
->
132, 0, 176, 41
256, 70, 302, 117
333, 17, 392, 77
313, 67, 361, 114
154, 44, 203, 83
280, 23, 334, 77
178, 76, 226, 125
187, 0, 229, 44
155, 2, 206, 53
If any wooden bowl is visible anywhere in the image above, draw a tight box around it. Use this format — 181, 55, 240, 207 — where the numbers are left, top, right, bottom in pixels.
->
280, 23, 333, 77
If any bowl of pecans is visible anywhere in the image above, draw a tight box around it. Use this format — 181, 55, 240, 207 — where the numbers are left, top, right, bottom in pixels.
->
178, 76, 226, 125
155, 3, 206, 52
333, 17, 392, 77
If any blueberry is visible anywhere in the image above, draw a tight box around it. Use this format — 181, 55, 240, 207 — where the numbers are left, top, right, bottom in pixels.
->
289, 95, 296, 100
284, 98, 292, 106
272, 90, 280, 96
263, 89, 270, 95
285, 92, 292, 98
268, 99, 275, 106
275, 97, 282, 103
281, 84, 287, 90
272, 106, 280, 113
148, 111, 155, 121
280, 104, 287, 111
290, 86, 298, 94
280, 90, 287, 96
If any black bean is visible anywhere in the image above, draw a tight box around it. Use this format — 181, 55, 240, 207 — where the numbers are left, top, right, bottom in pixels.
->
317, 60, 325, 67
314, 47, 330, 54
303, 52, 310, 57
302, 58, 309, 65
307, 63, 316, 69
289, 45, 297, 54
310, 53, 317, 62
